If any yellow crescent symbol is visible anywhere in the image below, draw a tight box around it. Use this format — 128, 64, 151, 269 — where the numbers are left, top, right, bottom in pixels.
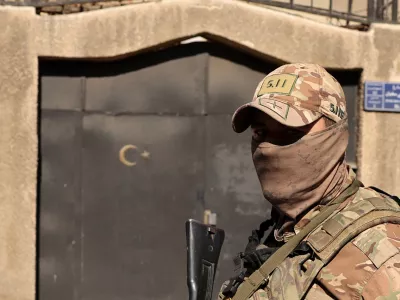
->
119, 145, 137, 167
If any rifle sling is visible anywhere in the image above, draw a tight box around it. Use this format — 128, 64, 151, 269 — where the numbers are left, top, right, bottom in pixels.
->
231, 179, 362, 300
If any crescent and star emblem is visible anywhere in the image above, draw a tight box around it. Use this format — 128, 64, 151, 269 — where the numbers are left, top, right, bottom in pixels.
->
119, 144, 151, 167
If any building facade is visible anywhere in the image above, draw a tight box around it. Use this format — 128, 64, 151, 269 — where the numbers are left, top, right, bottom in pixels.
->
1, 0, 400, 299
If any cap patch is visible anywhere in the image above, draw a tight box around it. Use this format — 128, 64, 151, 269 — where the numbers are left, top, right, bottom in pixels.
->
259, 98, 290, 120
257, 74, 298, 96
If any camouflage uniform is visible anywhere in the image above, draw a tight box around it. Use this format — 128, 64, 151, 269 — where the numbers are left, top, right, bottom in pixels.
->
236, 170, 400, 300
220, 64, 400, 300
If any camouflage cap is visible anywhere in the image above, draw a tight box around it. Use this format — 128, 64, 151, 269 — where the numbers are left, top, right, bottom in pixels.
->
232, 63, 347, 132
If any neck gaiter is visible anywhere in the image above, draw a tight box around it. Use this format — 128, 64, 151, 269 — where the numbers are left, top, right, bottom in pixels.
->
252, 119, 349, 220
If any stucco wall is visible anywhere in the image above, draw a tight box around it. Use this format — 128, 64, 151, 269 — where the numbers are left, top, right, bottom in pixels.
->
36, 0, 369, 66
361, 24, 400, 196
0, 6, 37, 300
1, 0, 400, 298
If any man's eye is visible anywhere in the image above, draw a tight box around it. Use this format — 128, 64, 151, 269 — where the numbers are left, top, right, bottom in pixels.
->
285, 129, 306, 141
287, 129, 303, 136
252, 129, 267, 141
286, 129, 298, 135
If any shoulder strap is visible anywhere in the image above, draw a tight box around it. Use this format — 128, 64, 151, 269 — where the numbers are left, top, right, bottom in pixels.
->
231, 179, 362, 300
369, 186, 400, 205
308, 194, 400, 263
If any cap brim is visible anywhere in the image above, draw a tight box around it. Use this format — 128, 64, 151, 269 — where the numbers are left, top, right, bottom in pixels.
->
232, 98, 322, 133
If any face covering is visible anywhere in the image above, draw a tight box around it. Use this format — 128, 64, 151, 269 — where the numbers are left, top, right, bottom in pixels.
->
252, 118, 349, 220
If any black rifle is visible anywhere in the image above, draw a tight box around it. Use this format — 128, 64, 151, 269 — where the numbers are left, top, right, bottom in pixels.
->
186, 219, 225, 300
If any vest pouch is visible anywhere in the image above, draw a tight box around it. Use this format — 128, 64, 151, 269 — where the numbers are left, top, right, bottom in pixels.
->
268, 253, 324, 300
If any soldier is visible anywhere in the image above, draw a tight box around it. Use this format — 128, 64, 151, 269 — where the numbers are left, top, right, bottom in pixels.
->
218, 63, 400, 300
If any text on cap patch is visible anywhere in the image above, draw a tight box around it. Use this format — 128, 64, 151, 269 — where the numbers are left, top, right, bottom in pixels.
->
257, 74, 298, 96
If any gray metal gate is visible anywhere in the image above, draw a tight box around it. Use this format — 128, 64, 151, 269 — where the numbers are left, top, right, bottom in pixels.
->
38, 41, 360, 300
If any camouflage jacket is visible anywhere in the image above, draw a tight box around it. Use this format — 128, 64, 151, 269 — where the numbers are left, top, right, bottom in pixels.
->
219, 172, 400, 300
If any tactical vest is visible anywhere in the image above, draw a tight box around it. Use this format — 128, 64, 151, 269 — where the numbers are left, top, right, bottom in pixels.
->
220, 186, 400, 300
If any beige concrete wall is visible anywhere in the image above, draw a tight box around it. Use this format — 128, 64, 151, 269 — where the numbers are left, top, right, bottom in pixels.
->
35, 0, 369, 66
1, 0, 400, 298
0, 6, 38, 300
361, 24, 400, 195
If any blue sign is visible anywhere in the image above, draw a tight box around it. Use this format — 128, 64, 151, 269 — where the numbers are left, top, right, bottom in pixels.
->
365, 81, 400, 112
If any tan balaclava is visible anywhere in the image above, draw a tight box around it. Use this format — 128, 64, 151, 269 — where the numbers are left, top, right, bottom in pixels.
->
232, 63, 349, 221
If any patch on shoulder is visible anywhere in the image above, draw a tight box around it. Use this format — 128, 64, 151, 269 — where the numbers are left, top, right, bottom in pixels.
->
352, 225, 399, 268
